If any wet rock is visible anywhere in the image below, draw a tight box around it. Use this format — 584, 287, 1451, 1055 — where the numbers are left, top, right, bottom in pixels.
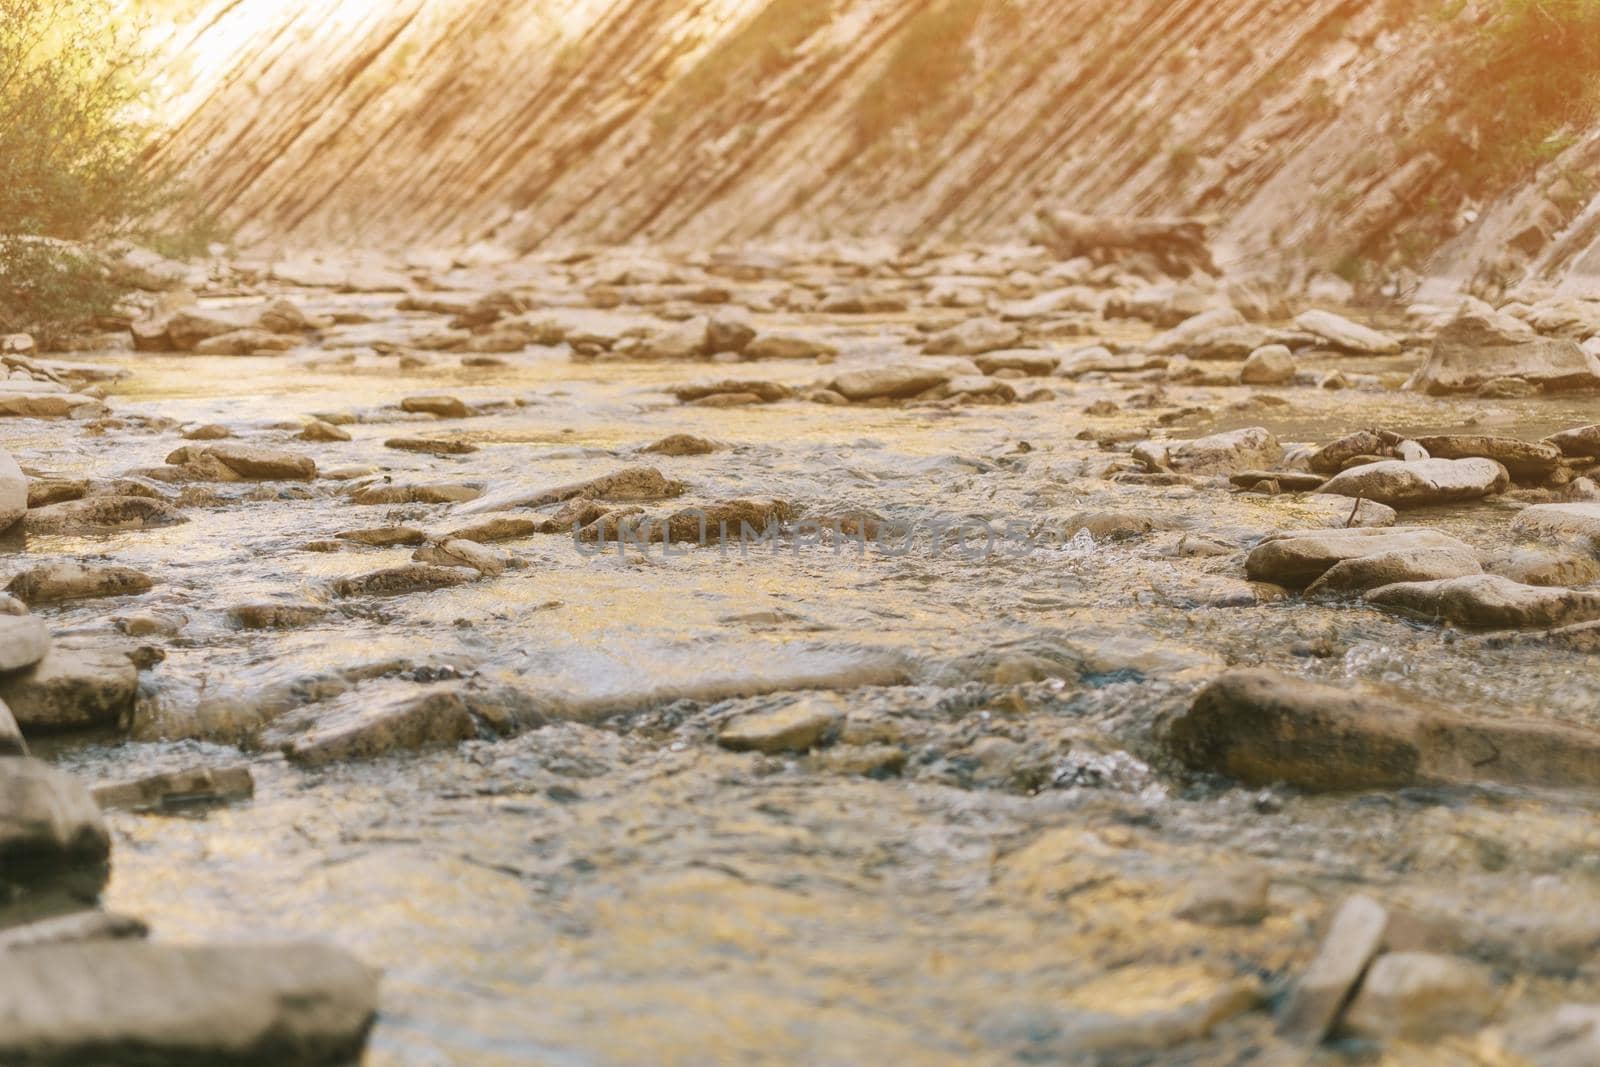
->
1342, 952, 1498, 1041
193, 328, 299, 356
350, 479, 482, 505
1307, 546, 1483, 596
1229, 470, 1326, 492
641, 433, 718, 456
1316, 458, 1509, 508
456, 466, 683, 514
331, 564, 476, 598
705, 317, 756, 355
1279, 895, 1391, 1043
1366, 574, 1600, 630
1246, 527, 1478, 589
22, 496, 187, 534
0, 644, 141, 731
0, 393, 106, 418
0, 757, 109, 881
0, 447, 26, 532
432, 516, 541, 544
1410, 306, 1600, 395
25, 478, 87, 509
258, 298, 311, 334
0, 615, 48, 673
831, 364, 951, 401
1062, 511, 1154, 541
181, 423, 231, 441
718, 697, 844, 754
92, 765, 254, 812
1513, 502, 1600, 549
922, 317, 1020, 356
227, 601, 330, 630
1148, 307, 1245, 354
277, 686, 478, 765
113, 610, 185, 638
384, 436, 479, 456
1294, 309, 1402, 355
1485, 546, 1600, 588
1170, 669, 1600, 792
7, 562, 155, 605
972, 350, 1058, 376
1545, 423, 1600, 458
1135, 427, 1283, 475
1411, 435, 1562, 479
983, 976, 1262, 1059
1239, 344, 1294, 384
1309, 430, 1390, 474
0, 699, 22, 755
671, 380, 791, 404
401, 395, 473, 418
1498, 1004, 1600, 1066
299, 418, 351, 442
0, 910, 148, 951
579, 499, 794, 546
413, 539, 511, 576
0, 941, 378, 1065
335, 526, 426, 547
169, 443, 317, 481
1175, 867, 1270, 927
744, 332, 837, 361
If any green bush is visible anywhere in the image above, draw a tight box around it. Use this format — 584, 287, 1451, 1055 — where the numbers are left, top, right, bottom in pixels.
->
1421, 0, 1600, 199
0, 0, 178, 345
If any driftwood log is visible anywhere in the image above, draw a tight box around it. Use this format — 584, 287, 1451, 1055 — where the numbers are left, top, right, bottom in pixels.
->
1031, 208, 1217, 276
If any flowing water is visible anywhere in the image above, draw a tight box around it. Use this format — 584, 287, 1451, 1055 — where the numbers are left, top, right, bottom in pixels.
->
14, 264, 1600, 1064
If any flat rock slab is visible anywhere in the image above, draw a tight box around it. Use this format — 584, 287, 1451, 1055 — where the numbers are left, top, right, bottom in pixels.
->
0, 942, 378, 1066
1409, 309, 1600, 395
0, 757, 109, 881
278, 688, 477, 765
1316, 458, 1508, 508
1246, 527, 1475, 590
167, 443, 317, 481
1168, 669, 1600, 792
1366, 574, 1600, 630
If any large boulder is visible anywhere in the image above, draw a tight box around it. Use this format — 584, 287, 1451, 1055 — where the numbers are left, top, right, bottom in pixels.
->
1315, 458, 1508, 508
1408, 306, 1600, 395
0, 757, 109, 881
0, 941, 378, 1065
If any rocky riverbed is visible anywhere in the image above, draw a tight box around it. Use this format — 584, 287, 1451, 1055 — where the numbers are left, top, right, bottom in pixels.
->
5, 242, 1600, 1064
